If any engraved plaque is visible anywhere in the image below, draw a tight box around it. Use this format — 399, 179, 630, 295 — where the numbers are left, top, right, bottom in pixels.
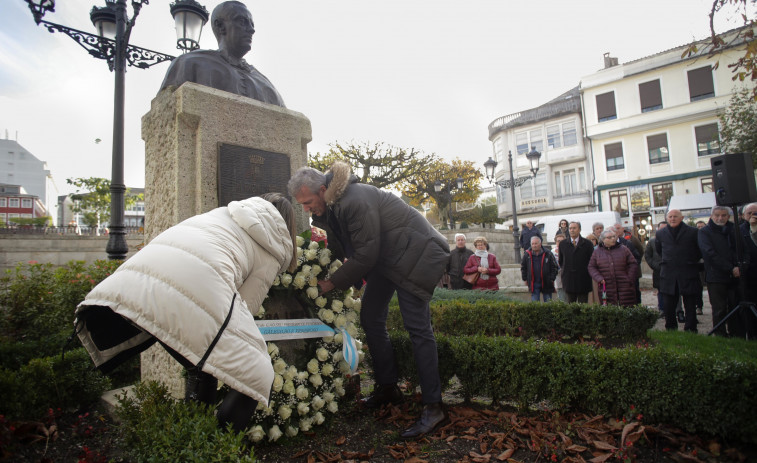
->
217, 143, 291, 207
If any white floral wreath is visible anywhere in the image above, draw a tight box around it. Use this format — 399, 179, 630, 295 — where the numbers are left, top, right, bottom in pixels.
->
247, 229, 364, 443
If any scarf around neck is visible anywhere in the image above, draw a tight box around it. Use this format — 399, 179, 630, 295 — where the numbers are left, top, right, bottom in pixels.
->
475, 249, 489, 280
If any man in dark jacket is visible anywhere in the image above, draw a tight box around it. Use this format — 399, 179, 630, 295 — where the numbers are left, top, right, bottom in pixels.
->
740, 203, 757, 339
519, 220, 542, 251
521, 236, 559, 302
447, 233, 474, 289
288, 162, 449, 439
644, 221, 667, 315
558, 221, 595, 302
698, 206, 744, 337
655, 209, 702, 332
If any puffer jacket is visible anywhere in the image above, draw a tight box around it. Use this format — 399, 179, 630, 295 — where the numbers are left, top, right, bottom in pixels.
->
74, 197, 293, 405
312, 162, 449, 302
588, 243, 639, 307
463, 253, 502, 290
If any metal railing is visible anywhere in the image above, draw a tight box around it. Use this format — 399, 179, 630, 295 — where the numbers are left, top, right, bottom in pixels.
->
0, 225, 144, 236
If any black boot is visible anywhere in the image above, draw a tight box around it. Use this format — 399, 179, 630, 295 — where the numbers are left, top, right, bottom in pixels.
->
360, 383, 403, 409
400, 402, 447, 439
217, 389, 258, 433
185, 368, 217, 406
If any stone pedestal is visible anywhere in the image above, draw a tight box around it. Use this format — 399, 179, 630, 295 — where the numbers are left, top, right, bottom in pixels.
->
139, 82, 312, 397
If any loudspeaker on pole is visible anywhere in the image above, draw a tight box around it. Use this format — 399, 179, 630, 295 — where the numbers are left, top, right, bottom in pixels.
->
710, 153, 757, 206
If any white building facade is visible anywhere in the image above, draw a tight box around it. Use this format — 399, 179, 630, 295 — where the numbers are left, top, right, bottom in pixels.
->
0, 138, 58, 223
580, 27, 753, 233
487, 87, 595, 241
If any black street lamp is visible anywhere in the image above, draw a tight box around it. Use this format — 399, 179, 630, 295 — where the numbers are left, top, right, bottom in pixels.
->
23, 0, 209, 259
434, 177, 464, 229
484, 147, 542, 262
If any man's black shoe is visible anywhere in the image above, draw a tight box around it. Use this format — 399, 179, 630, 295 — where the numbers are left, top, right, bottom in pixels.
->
360, 384, 403, 409
400, 402, 447, 439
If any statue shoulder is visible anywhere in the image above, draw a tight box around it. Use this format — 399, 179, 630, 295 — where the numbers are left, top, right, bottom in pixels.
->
160, 50, 227, 91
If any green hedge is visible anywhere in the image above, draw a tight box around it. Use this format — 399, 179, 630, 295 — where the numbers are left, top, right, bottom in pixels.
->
388, 299, 658, 343
388, 331, 757, 443
0, 348, 111, 419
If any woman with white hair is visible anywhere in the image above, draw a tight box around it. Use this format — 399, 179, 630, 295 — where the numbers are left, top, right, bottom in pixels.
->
588, 229, 639, 306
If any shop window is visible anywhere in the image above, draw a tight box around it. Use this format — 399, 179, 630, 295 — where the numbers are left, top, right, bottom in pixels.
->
652, 183, 673, 207
609, 189, 629, 217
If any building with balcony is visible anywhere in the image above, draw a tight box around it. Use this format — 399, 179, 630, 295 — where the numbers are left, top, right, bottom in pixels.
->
487, 86, 594, 241
580, 27, 754, 233
0, 183, 47, 224
0, 138, 58, 223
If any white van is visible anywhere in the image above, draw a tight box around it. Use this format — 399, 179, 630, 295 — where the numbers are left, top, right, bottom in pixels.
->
535, 211, 621, 243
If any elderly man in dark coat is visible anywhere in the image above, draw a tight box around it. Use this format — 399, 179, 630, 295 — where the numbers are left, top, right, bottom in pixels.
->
447, 233, 474, 289
519, 220, 542, 251
655, 209, 702, 332
698, 206, 745, 337
288, 162, 449, 439
558, 221, 595, 302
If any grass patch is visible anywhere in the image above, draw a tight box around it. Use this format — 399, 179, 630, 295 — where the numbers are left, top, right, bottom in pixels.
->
651, 330, 757, 365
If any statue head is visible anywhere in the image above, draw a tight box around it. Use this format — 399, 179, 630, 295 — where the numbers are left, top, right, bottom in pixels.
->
211, 1, 255, 59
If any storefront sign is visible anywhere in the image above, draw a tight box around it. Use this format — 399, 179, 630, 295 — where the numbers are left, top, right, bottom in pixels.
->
520, 197, 548, 208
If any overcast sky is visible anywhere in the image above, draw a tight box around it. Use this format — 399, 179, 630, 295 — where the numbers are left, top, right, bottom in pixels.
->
0, 0, 750, 196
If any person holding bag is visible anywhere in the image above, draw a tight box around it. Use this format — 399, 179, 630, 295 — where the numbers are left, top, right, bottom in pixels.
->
463, 236, 501, 291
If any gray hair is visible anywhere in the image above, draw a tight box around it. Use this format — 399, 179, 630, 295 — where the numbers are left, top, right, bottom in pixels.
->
569, 221, 581, 230
530, 235, 542, 244
288, 167, 327, 196
711, 205, 731, 216
599, 230, 616, 241
592, 222, 604, 230
454, 233, 466, 240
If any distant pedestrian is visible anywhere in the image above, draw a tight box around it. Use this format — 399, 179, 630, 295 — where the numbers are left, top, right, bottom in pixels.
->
592, 222, 604, 241
520, 220, 542, 251
656, 209, 702, 332
464, 236, 502, 291
555, 219, 569, 240
447, 233, 474, 290
521, 236, 558, 302
588, 230, 639, 307
558, 221, 594, 302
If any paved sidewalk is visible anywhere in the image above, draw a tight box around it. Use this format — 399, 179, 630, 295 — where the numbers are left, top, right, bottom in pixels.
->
641, 288, 715, 333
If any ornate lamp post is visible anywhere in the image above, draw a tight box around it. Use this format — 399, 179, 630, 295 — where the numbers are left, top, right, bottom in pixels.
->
484, 147, 542, 262
23, 0, 209, 259
434, 177, 464, 229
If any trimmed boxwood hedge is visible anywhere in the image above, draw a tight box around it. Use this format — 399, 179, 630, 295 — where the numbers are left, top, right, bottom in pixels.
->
389, 331, 757, 444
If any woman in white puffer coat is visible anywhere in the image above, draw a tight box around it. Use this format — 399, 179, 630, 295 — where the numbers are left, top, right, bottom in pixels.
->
74, 193, 297, 432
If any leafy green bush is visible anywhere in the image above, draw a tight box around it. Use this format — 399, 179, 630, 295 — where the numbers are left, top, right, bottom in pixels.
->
389, 331, 757, 443
388, 298, 657, 343
0, 260, 121, 343
117, 381, 255, 463
0, 348, 111, 419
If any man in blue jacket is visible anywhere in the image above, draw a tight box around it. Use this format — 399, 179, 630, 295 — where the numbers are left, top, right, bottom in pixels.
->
698, 206, 744, 337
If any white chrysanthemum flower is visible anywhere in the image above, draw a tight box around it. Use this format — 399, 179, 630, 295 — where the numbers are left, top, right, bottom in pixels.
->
286, 365, 298, 381
278, 404, 292, 420
321, 308, 335, 323
308, 240, 319, 250
346, 324, 358, 338
296, 236, 305, 247
319, 254, 331, 267
334, 332, 343, 344
343, 296, 354, 309
335, 314, 347, 328
297, 370, 309, 381
306, 286, 319, 299
336, 386, 346, 396
268, 425, 283, 442
319, 247, 331, 259
316, 347, 329, 362
272, 374, 284, 392
286, 425, 298, 438
305, 249, 318, 261
297, 402, 310, 416
331, 300, 344, 313
332, 351, 343, 363
301, 265, 312, 276
283, 379, 296, 395
311, 395, 325, 410
273, 358, 287, 374
322, 334, 334, 343
339, 360, 351, 374
311, 265, 322, 276
309, 373, 323, 387
323, 391, 335, 403
296, 247, 304, 260
327, 401, 339, 414
280, 274, 293, 287
353, 299, 361, 312
308, 276, 318, 287
346, 311, 357, 323
248, 425, 265, 442
315, 296, 328, 308
272, 275, 280, 286
268, 343, 279, 357
321, 363, 334, 376
299, 418, 313, 432
293, 274, 307, 289
307, 358, 320, 374
296, 385, 309, 400
313, 412, 325, 425
333, 378, 344, 389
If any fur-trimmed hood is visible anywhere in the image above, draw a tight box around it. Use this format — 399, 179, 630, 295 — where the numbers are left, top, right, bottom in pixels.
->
324, 161, 356, 206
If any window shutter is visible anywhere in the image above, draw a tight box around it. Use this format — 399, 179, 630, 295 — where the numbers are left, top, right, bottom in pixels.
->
639, 80, 662, 110
596, 92, 617, 121
687, 66, 714, 99
647, 133, 668, 152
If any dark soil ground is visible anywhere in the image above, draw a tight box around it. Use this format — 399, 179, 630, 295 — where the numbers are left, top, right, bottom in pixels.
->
4, 377, 756, 463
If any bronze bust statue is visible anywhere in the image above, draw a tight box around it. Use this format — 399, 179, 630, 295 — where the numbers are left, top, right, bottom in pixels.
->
159, 1, 285, 107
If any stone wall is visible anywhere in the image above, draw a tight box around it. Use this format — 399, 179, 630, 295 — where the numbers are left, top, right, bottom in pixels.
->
0, 234, 144, 271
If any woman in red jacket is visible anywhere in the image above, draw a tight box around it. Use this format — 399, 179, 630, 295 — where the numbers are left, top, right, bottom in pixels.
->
588, 230, 639, 307
463, 236, 502, 291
